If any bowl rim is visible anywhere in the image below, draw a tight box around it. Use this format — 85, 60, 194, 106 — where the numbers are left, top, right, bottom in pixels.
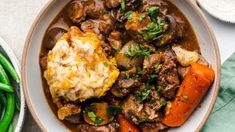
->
21, 0, 221, 131
0, 37, 26, 132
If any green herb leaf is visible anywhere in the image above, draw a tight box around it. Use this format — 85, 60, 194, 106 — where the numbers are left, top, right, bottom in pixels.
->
125, 72, 130, 78
160, 100, 167, 106
87, 111, 103, 126
154, 62, 159, 68
138, 15, 145, 22
137, 67, 142, 75
95, 117, 103, 126
146, 6, 160, 19
141, 114, 148, 121
108, 106, 123, 116
111, 44, 120, 52
149, 98, 156, 104
88, 111, 97, 122
125, 44, 152, 58
150, 73, 158, 79
124, 11, 133, 21
121, 0, 126, 10
103, 62, 109, 67
157, 85, 162, 92
138, 82, 151, 101
140, 18, 165, 41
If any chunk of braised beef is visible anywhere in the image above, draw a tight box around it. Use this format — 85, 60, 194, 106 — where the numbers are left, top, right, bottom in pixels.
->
107, 31, 123, 52
122, 94, 145, 125
85, 0, 105, 19
105, 0, 120, 9
140, 122, 168, 132
77, 121, 119, 132
68, 0, 86, 23
117, 78, 141, 89
157, 50, 180, 99
143, 87, 165, 122
160, 84, 179, 99
68, 0, 105, 23
141, 53, 163, 82
80, 18, 113, 36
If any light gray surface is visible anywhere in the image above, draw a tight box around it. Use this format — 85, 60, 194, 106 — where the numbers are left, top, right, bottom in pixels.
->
0, 0, 234, 131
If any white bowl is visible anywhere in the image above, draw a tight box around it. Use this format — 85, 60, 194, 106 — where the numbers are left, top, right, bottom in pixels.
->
0, 37, 26, 132
22, 0, 221, 131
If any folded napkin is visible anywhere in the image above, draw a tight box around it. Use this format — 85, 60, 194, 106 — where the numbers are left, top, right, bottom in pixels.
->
202, 53, 235, 132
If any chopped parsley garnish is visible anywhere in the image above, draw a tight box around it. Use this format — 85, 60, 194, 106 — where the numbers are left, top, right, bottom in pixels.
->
103, 62, 109, 67
111, 44, 120, 52
154, 62, 159, 68
138, 15, 146, 22
140, 18, 165, 41
138, 82, 151, 101
125, 72, 130, 78
157, 85, 162, 92
141, 115, 148, 121
125, 11, 134, 22
160, 100, 167, 106
87, 111, 103, 126
125, 44, 152, 58
149, 98, 156, 104
121, 0, 126, 10
133, 66, 142, 79
137, 67, 142, 75
150, 72, 158, 79
146, 6, 160, 19
108, 106, 123, 116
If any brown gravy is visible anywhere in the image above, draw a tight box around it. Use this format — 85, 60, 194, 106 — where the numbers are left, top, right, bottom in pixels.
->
40, 1, 199, 131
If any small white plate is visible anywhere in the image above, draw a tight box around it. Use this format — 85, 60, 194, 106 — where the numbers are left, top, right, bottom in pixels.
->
197, 0, 235, 23
0, 37, 26, 132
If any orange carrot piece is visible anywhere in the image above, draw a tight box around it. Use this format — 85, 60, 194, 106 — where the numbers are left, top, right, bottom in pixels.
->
117, 114, 140, 132
162, 63, 215, 127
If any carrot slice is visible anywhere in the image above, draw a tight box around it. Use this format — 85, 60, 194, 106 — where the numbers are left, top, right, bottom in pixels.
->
162, 63, 215, 127
117, 114, 140, 132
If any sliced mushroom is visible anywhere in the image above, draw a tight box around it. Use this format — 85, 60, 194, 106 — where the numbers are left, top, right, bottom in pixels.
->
83, 102, 114, 126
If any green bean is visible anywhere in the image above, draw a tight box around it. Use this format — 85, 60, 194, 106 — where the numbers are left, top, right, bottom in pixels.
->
0, 93, 15, 131
0, 83, 14, 93
0, 64, 10, 85
0, 91, 7, 119
7, 122, 14, 132
0, 53, 20, 83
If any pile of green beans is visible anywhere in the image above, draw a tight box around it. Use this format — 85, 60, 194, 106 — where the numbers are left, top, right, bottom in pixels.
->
0, 53, 20, 132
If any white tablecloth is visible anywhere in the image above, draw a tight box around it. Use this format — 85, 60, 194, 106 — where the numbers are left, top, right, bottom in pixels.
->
0, 0, 234, 131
